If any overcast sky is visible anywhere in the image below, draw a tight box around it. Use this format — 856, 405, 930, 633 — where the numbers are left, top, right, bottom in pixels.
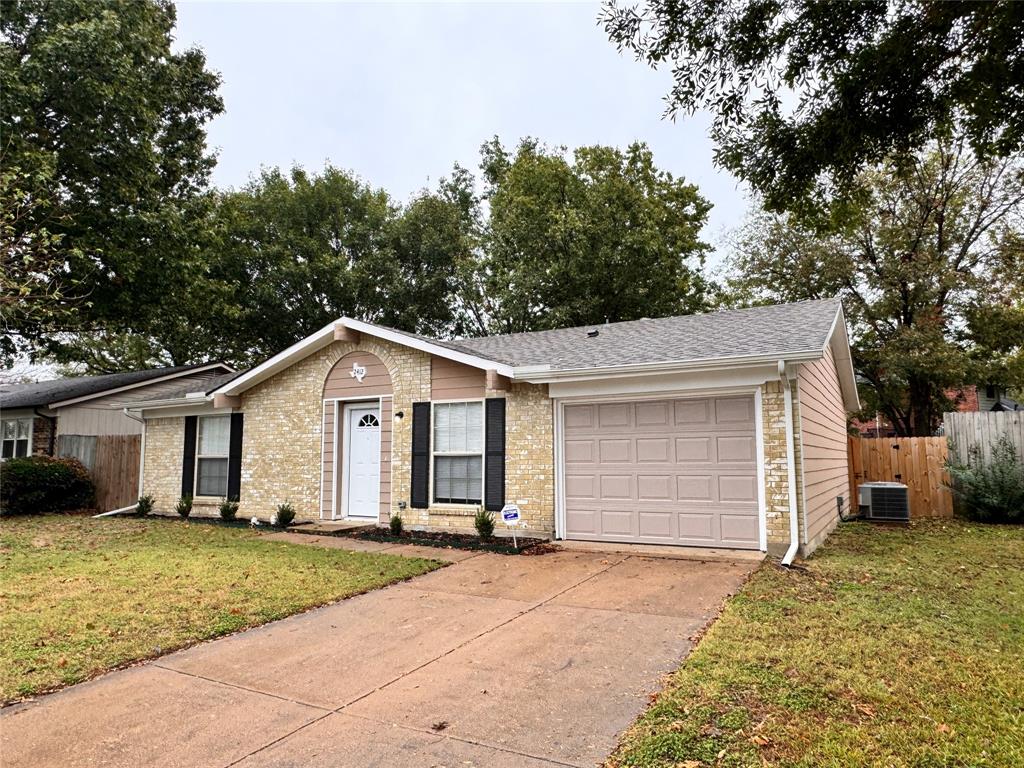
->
173, 1, 750, 255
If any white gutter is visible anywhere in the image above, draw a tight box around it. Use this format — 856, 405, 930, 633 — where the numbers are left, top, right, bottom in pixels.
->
779, 360, 800, 566
123, 408, 146, 499
513, 349, 825, 383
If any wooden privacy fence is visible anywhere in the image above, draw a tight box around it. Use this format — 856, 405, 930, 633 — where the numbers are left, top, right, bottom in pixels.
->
943, 411, 1024, 465
58, 434, 141, 512
847, 436, 953, 518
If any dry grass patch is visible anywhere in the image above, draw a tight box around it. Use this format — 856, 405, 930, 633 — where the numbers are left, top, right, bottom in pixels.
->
609, 520, 1024, 768
0, 515, 441, 703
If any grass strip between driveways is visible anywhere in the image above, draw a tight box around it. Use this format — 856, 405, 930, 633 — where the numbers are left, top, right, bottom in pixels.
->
0, 515, 442, 704
609, 519, 1024, 768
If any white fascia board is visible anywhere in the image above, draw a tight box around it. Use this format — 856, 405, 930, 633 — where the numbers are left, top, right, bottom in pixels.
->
213, 322, 338, 397
823, 306, 860, 412
213, 318, 516, 398
548, 364, 780, 400
339, 318, 516, 378
514, 350, 824, 385
47, 363, 234, 409
134, 401, 226, 419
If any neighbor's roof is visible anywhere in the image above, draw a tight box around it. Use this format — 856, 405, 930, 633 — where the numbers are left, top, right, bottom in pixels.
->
450, 298, 844, 370
0, 363, 233, 410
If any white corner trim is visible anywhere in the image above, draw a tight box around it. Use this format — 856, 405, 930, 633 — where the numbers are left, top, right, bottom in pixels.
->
754, 387, 767, 552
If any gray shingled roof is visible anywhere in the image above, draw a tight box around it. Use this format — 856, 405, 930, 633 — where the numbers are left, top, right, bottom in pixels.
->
0, 364, 229, 409
449, 298, 842, 370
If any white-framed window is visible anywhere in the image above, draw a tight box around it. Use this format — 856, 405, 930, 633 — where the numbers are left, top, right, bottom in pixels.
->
1, 417, 32, 460
196, 415, 230, 497
432, 401, 483, 505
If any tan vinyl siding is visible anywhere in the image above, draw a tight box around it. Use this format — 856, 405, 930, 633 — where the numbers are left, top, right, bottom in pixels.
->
55, 407, 142, 436
379, 397, 392, 523
430, 357, 485, 400
797, 345, 850, 551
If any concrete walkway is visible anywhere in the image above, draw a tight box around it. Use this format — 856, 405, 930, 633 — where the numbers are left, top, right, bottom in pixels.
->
1, 542, 759, 768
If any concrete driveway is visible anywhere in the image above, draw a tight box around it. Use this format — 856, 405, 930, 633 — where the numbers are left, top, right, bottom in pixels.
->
1, 548, 758, 768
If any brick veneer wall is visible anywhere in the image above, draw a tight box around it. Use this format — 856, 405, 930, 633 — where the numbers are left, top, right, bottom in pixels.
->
142, 417, 184, 511
31, 416, 54, 456
760, 380, 799, 555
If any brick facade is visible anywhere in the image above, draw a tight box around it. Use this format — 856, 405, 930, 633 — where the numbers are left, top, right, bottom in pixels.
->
141, 343, 804, 554
31, 416, 54, 456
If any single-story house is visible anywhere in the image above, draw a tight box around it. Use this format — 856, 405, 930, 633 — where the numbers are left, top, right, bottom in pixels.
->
132, 298, 857, 558
0, 363, 233, 462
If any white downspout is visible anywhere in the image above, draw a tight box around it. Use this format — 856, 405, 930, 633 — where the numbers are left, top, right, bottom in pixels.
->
779, 361, 800, 566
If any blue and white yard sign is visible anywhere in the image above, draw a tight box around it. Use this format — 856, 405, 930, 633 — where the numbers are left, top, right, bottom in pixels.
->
501, 504, 521, 525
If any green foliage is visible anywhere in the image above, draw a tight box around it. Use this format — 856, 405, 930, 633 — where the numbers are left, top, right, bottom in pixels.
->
601, 1, 1024, 215
474, 508, 495, 539
200, 164, 475, 366
274, 502, 295, 528
389, 513, 404, 536
727, 140, 1024, 435
175, 495, 193, 519
218, 498, 239, 522
467, 138, 711, 334
136, 495, 154, 516
0, 0, 223, 369
0, 456, 95, 515
947, 436, 1024, 523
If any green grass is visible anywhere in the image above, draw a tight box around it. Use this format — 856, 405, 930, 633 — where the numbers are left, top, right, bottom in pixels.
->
610, 520, 1024, 768
0, 515, 441, 703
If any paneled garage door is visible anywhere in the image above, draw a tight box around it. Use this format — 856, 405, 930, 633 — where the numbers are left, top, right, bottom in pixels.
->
562, 396, 760, 549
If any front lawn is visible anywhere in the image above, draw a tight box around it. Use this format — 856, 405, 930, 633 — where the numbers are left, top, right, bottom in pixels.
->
611, 520, 1024, 767
0, 515, 441, 703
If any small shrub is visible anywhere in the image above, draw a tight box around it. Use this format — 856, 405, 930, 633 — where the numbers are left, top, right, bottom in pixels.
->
947, 436, 1024, 523
275, 502, 295, 528
175, 495, 193, 519
0, 456, 95, 515
136, 495, 154, 515
389, 513, 404, 536
474, 508, 495, 539
219, 497, 239, 521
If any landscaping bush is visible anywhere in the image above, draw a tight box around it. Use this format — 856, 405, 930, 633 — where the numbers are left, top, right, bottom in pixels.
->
275, 502, 295, 528
947, 435, 1024, 523
0, 456, 95, 515
175, 495, 193, 519
219, 497, 239, 521
474, 508, 495, 539
136, 495, 154, 515
389, 512, 403, 536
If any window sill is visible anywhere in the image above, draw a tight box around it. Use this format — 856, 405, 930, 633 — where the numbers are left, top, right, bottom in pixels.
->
429, 504, 481, 518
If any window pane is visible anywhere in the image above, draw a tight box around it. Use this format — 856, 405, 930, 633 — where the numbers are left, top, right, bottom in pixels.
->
2, 441, 12, 459
465, 403, 482, 452
15, 439, 28, 458
197, 457, 228, 496
16, 419, 31, 439
198, 416, 230, 456
434, 455, 482, 504
2, 421, 14, 440
433, 404, 450, 453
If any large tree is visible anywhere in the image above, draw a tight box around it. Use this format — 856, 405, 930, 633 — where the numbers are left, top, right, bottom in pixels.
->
199, 165, 476, 367
465, 138, 711, 335
601, 1, 1024, 214
1, 0, 223, 367
728, 141, 1024, 435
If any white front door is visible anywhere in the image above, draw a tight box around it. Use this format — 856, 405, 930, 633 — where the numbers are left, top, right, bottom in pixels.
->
343, 404, 381, 519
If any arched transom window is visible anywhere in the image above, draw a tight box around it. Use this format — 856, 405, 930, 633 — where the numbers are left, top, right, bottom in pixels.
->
357, 413, 380, 428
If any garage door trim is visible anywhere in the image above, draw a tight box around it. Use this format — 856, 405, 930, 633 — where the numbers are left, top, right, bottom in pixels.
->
554, 388, 767, 551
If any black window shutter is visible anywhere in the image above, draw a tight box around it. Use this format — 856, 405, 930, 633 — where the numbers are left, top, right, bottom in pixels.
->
484, 398, 506, 512
227, 413, 244, 501
410, 402, 430, 508
181, 416, 198, 497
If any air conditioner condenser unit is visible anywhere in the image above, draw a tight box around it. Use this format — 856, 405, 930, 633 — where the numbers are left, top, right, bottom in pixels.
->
858, 481, 911, 522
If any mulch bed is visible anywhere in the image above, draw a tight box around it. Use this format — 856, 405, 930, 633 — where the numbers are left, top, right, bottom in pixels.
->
290, 524, 552, 556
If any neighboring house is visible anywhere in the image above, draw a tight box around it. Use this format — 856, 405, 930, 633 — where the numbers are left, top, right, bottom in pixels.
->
854, 383, 1023, 437
0, 364, 234, 462
133, 298, 858, 558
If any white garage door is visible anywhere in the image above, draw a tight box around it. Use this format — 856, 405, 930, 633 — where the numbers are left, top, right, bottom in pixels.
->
562, 396, 760, 549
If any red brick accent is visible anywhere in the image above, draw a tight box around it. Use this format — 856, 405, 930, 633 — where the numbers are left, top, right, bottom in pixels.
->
31, 416, 55, 456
